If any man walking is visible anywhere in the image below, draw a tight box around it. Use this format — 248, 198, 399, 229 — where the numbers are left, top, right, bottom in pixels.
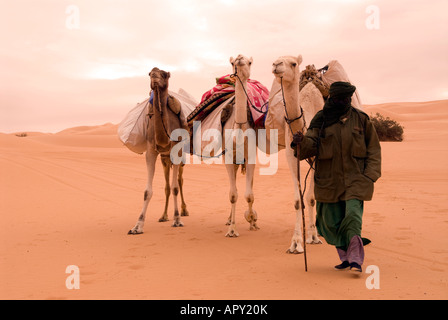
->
292, 81, 381, 272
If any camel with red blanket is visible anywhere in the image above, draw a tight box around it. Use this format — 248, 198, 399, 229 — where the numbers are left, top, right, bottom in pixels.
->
188, 55, 269, 237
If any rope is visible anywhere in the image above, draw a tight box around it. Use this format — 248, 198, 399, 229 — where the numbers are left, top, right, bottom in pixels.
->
230, 71, 268, 115
154, 86, 172, 140
280, 77, 305, 135
279, 77, 316, 196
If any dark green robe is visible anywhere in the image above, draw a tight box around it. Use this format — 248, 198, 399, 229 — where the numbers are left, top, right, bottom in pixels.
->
299, 107, 382, 203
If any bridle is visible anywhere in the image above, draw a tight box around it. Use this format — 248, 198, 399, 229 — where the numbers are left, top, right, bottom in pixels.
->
279, 75, 315, 194
151, 85, 172, 139
279, 76, 306, 136
229, 60, 269, 127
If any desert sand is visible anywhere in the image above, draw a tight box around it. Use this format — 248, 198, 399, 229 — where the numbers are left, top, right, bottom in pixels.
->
0, 100, 447, 300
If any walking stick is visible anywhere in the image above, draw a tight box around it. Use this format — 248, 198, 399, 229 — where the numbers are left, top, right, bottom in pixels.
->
296, 142, 308, 272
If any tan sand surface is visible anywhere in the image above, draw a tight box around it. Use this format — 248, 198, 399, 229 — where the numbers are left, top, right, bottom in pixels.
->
1, 100, 447, 300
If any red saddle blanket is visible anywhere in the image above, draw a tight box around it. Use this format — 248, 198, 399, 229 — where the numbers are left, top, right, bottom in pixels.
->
187, 75, 269, 128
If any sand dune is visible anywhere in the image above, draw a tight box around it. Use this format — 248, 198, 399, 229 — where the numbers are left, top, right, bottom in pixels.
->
1, 100, 447, 300
56, 123, 119, 136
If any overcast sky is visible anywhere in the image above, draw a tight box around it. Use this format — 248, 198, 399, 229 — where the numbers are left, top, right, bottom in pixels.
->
1, 0, 447, 133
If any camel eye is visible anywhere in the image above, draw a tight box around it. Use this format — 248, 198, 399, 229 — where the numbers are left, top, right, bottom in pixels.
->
292, 63, 297, 67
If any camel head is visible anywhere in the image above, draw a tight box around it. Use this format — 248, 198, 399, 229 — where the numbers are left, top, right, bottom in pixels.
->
272, 55, 303, 84
230, 54, 253, 81
149, 67, 170, 91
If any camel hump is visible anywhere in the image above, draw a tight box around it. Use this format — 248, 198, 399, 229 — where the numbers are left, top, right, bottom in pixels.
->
167, 95, 181, 115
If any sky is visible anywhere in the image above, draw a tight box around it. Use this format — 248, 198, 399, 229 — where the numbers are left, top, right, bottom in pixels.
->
0, 0, 447, 133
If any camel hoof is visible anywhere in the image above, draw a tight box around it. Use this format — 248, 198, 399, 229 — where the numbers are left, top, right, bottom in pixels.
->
225, 232, 239, 238
245, 210, 259, 231
287, 238, 304, 254
172, 221, 184, 227
225, 228, 239, 237
181, 209, 189, 217
307, 238, 322, 245
159, 217, 169, 222
128, 229, 143, 235
250, 223, 260, 231
286, 248, 303, 254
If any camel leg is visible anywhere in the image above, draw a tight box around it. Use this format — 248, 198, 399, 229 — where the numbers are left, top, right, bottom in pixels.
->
128, 149, 158, 235
304, 171, 322, 244
171, 164, 184, 227
284, 141, 304, 254
225, 164, 237, 226
178, 164, 189, 217
225, 163, 239, 237
244, 163, 259, 231
159, 156, 171, 222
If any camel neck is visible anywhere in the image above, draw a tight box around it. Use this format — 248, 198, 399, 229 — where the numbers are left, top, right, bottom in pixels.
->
282, 81, 304, 133
234, 78, 248, 125
153, 88, 168, 109
152, 88, 170, 150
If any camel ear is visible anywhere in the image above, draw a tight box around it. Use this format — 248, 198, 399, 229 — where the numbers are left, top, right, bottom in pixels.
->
230, 57, 235, 65
167, 72, 171, 79
297, 55, 303, 66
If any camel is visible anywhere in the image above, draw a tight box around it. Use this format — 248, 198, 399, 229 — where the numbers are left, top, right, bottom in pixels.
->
222, 54, 260, 237
270, 55, 324, 253
128, 67, 189, 235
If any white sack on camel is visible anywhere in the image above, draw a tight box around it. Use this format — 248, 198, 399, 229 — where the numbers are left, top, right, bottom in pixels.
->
321, 60, 363, 110
118, 89, 197, 154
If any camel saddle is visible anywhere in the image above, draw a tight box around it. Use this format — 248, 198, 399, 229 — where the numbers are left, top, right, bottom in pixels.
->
147, 92, 182, 118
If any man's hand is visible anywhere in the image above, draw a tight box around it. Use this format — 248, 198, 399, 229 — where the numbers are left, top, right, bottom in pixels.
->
290, 131, 304, 149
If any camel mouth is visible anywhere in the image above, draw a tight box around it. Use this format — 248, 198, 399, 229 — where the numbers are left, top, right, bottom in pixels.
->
150, 80, 168, 91
272, 63, 286, 76
231, 55, 252, 69
272, 69, 285, 77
